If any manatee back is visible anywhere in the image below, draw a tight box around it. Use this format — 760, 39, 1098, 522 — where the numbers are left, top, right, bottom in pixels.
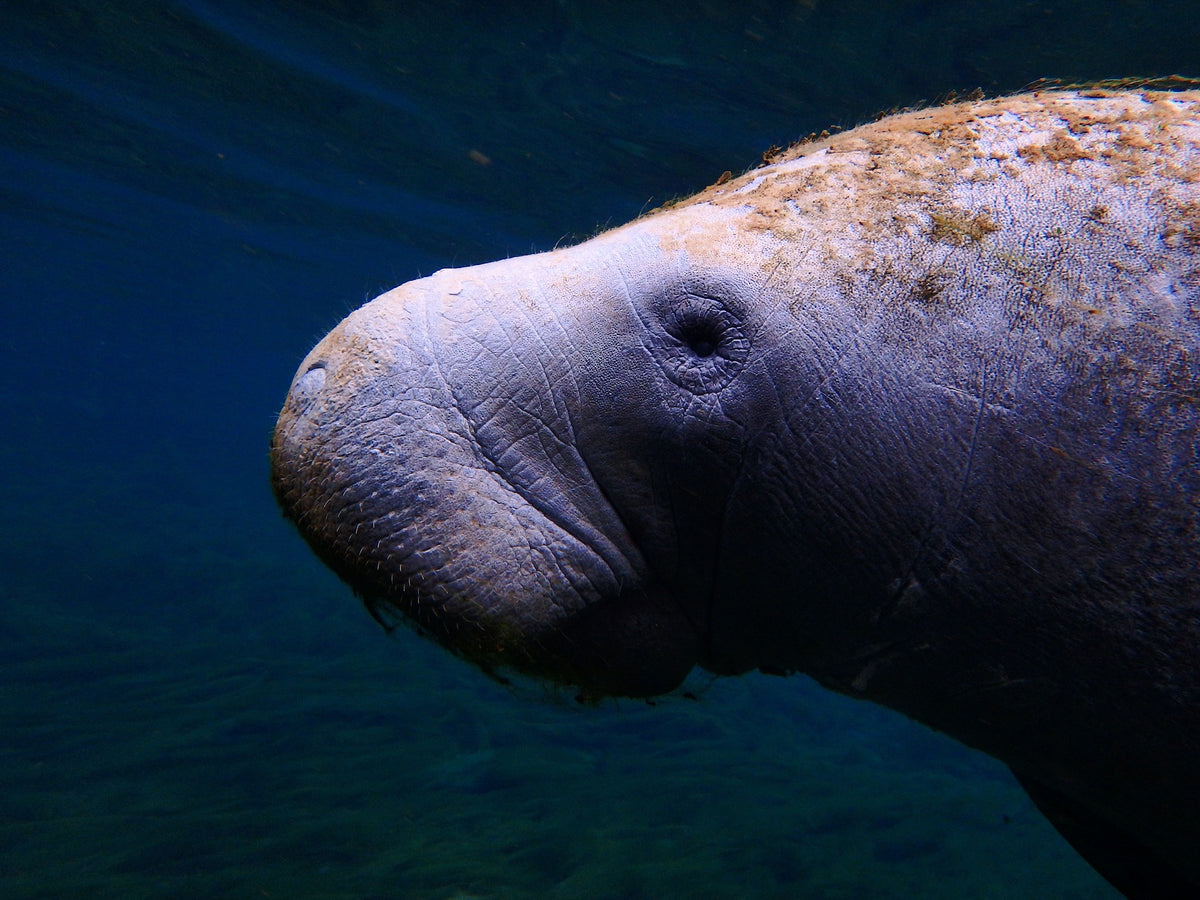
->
681, 91, 1200, 887
689, 90, 1200, 608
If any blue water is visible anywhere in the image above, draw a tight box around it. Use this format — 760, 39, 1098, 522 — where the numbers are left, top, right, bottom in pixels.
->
3, 2, 1196, 897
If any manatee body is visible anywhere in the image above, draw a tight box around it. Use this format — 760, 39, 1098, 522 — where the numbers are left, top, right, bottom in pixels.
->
272, 90, 1200, 896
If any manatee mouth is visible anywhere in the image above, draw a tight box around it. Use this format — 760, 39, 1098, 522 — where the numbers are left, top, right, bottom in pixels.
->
362, 575, 701, 700
270, 459, 701, 699
270, 315, 701, 699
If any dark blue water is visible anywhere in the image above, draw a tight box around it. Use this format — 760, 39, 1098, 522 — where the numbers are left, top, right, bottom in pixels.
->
4, 2, 1196, 897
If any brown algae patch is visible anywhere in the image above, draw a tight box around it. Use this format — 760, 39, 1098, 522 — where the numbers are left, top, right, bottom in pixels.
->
929, 211, 1001, 246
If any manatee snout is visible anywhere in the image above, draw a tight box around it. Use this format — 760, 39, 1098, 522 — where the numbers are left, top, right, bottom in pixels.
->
270, 278, 701, 698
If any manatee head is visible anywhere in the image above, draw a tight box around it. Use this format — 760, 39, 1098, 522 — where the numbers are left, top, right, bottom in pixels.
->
271, 205, 813, 699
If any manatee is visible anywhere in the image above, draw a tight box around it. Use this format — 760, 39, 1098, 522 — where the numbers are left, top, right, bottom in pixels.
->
271, 90, 1200, 897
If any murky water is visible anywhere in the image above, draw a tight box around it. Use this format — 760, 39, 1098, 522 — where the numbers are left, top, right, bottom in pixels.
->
5, 2, 1195, 896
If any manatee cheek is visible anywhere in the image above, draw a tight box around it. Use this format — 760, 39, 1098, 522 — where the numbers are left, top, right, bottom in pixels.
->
547, 585, 700, 699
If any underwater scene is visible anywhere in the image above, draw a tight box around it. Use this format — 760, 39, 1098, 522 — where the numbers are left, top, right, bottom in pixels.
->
3, 2, 1198, 897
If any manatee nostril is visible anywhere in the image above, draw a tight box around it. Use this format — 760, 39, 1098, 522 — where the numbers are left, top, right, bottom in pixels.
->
292, 363, 327, 404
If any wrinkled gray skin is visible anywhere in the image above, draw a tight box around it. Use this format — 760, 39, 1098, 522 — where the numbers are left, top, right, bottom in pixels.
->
272, 91, 1200, 897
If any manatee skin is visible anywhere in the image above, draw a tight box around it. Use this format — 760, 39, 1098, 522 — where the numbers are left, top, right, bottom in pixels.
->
272, 90, 1200, 895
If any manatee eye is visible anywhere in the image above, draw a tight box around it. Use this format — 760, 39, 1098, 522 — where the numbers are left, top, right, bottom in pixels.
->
678, 319, 720, 358
656, 294, 749, 394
